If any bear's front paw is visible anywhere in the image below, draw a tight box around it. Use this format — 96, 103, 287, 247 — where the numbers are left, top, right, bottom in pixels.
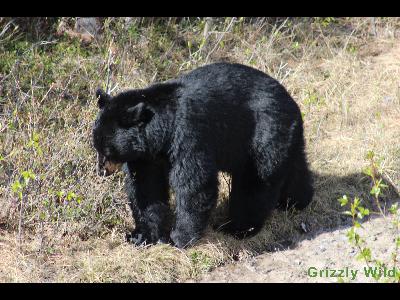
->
126, 230, 148, 246
170, 229, 200, 249
126, 228, 171, 246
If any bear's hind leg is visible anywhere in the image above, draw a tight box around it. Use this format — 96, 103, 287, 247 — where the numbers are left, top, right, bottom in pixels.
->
277, 150, 314, 211
222, 164, 283, 239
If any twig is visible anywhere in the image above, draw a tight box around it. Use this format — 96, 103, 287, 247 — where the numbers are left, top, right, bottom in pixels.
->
371, 17, 377, 37
203, 17, 213, 39
105, 40, 114, 94
205, 17, 236, 63
39, 84, 54, 105
382, 172, 400, 196
109, 83, 119, 94
18, 195, 24, 248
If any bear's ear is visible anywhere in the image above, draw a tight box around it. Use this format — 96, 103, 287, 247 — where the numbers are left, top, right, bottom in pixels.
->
122, 102, 154, 127
96, 88, 111, 109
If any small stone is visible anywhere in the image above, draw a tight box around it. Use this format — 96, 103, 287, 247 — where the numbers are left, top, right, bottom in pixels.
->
75, 17, 101, 37
383, 96, 393, 104
300, 222, 309, 233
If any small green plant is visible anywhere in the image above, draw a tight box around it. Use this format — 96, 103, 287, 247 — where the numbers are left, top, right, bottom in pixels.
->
338, 150, 400, 282
363, 150, 387, 215
303, 89, 325, 107
11, 169, 36, 244
11, 169, 36, 200
189, 250, 214, 274
347, 44, 357, 54
27, 131, 43, 156
314, 17, 337, 28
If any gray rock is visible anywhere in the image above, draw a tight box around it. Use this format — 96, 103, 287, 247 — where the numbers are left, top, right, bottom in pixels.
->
74, 17, 101, 37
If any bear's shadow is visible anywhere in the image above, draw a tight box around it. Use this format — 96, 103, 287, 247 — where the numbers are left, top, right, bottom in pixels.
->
207, 171, 400, 255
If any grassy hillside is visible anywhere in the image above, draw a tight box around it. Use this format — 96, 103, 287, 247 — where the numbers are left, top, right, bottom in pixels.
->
0, 17, 399, 282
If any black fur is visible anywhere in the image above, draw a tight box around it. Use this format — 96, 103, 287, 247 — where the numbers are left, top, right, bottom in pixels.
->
92, 62, 314, 248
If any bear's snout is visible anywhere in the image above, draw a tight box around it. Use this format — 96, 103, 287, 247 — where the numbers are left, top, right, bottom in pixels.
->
96, 152, 122, 176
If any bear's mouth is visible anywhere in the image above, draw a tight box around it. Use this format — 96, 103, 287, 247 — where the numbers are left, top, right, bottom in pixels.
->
97, 152, 123, 176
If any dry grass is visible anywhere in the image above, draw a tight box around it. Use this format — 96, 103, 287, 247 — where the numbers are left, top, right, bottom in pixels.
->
0, 17, 399, 282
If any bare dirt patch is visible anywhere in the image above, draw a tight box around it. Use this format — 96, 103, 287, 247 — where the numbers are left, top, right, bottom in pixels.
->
197, 216, 399, 283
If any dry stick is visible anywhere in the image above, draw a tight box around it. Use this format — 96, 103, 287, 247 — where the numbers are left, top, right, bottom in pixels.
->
196, 17, 213, 56
203, 17, 213, 39
317, 24, 334, 58
247, 18, 289, 71
0, 21, 11, 37
371, 17, 377, 37
205, 17, 236, 63
105, 41, 113, 94
342, 20, 364, 53
267, 18, 290, 52
382, 172, 400, 196
18, 194, 24, 248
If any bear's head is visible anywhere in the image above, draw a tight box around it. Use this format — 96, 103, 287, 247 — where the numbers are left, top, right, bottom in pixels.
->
92, 88, 155, 176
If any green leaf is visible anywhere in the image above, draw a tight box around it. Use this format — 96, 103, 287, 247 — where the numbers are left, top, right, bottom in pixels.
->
338, 195, 348, 207
347, 227, 356, 243
370, 186, 381, 197
39, 211, 46, 221
76, 196, 83, 204
21, 170, 36, 180
366, 150, 375, 160
32, 132, 40, 143
379, 182, 388, 189
389, 203, 398, 214
362, 166, 372, 177
21, 170, 36, 185
11, 180, 22, 193
350, 197, 361, 216
356, 248, 371, 262
66, 191, 76, 201
358, 206, 370, 217
354, 232, 361, 244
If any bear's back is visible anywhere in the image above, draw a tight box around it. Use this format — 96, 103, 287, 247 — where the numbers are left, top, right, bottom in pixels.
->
170, 63, 301, 172
176, 63, 297, 112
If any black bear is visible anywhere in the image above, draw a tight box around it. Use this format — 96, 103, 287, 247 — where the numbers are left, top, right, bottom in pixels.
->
92, 62, 313, 248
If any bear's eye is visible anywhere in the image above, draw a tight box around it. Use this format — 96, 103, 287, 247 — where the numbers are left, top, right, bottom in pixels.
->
118, 118, 132, 129
118, 118, 145, 129
118, 117, 146, 129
